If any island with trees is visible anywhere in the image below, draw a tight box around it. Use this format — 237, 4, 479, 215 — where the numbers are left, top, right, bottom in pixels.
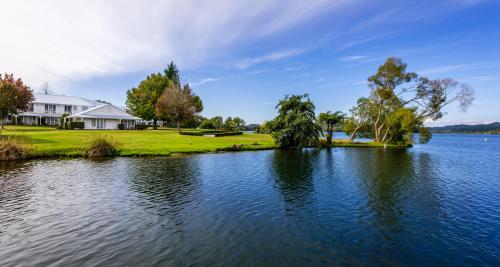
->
0, 57, 474, 160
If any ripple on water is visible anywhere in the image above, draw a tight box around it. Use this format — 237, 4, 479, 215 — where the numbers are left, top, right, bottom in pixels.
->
1, 134, 500, 266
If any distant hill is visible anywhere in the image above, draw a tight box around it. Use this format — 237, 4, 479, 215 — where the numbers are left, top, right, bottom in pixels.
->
429, 122, 500, 133
244, 124, 260, 131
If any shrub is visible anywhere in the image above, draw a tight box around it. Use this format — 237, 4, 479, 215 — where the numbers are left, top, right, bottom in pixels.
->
179, 131, 204, 136
0, 137, 31, 161
214, 131, 243, 137
135, 124, 149, 130
117, 124, 125, 130
84, 135, 118, 158
67, 121, 84, 130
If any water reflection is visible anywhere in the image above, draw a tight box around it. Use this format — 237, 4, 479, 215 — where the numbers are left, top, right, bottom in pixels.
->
271, 149, 319, 208
0, 161, 34, 239
127, 157, 201, 217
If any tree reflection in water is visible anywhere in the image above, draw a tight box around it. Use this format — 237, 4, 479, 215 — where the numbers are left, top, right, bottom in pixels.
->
127, 157, 201, 219
271, 149, 320, 212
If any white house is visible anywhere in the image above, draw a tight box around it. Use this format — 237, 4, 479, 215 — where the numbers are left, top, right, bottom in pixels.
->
67, 104, 140, 130
16, 93, 100, 126
16, 94, 139, 130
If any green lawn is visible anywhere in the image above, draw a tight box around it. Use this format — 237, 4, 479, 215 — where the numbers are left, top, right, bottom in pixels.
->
0, 126, 408, 158
1, 126, 276, 157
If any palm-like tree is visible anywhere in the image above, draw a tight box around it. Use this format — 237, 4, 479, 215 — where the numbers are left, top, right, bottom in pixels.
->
318, 111, 345, 145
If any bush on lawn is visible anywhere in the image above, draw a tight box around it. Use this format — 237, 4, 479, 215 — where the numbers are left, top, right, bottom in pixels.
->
135, 124, 149, 130
84, 135, 118, 158
117, 124, 125, 130
0, 137, 32, 161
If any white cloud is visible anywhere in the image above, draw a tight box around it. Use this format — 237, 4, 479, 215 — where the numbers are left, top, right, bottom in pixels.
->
340, 55, 368, 61
0, 0, 353, 91
190, 78, 218, 87
234, 48, 308, 69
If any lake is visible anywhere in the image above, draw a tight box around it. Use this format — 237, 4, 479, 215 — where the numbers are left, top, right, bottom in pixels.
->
1, 134, 499, 266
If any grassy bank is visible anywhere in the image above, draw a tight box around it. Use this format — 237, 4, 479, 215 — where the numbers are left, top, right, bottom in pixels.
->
1, 126, 275, 157
0, 126, 408, 159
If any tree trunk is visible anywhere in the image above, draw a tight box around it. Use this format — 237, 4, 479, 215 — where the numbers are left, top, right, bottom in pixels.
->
176, 121, 181, 132
0, 111, 4, 132
326, 130, 333, 145
349, 126, 360, 141
153, 118, 157, 130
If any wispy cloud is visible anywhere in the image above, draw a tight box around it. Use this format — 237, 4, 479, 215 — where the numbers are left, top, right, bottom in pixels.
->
340, 55, 368, 61
190, 78, 218, 86
0, 0, 345, 90
419, 63, 500, 75
234, 48, 308, 69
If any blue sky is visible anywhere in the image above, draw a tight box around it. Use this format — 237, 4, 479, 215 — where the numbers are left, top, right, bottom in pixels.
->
2, 0, 499, 125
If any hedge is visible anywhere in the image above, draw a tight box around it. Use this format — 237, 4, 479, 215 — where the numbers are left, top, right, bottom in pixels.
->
214, 131, 243, 137
135, 124, 149, 130
67, 121, 84, 130
117, 124, 125, 130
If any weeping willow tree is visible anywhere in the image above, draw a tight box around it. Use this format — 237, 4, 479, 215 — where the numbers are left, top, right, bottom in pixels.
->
269, 94, 321, 149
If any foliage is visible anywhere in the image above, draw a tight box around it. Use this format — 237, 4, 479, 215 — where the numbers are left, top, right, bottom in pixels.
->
84, 135, 118, 158
211, 116, 224, 130
0, 74, 34, 131
67, 121, 84, 130
270, 94, 321, 149
318, 111, 345, 144
155, 83, 203, 130
223, 116, 246, 130
125, 62, 180, 129
257, 120, 274, 134
0, 137, 32, 160
346, 57, 474, 145
118, 124, 125, 130
59, 112, 70, 128
199, 119, 216, 129
135, 124, 149, 130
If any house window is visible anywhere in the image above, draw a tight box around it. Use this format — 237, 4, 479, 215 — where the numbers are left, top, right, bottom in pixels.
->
45, 104, 56, 114
28, 104, 34, 112
73, 106, 78, 112
64, 105, 72, 113
92, 119, 106, 129
82, 106, 88, 111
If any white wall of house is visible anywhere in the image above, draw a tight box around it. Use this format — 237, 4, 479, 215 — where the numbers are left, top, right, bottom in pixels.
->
32, 103, 92, 115
83, 118, 120, 130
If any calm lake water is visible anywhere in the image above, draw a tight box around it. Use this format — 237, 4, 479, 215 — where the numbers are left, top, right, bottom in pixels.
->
1, 134, 499, 266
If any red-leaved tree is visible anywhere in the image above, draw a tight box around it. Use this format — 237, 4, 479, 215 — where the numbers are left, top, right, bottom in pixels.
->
0, 74, 34, 132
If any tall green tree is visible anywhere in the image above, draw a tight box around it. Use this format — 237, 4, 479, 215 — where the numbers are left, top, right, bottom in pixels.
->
318, 111, 345, 145
346, 57, 474, 144
155, 83, 203, 131
270, 94, 321, 149
125, 63, 180, 129
232, 117, 246, 131
0, 74, 34, 132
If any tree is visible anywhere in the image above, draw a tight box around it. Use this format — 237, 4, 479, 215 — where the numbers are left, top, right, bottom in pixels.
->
318, 111, 345, 145
155, 83, 203, 131
348, 57, 474, 145
0, 74, 34, 132
126, 63, 180, 129
232, 117, 246, 131
211, 116, 224, 130
343, 98, 371, 141
270, 94, 321, 149
224, 117, 234, 129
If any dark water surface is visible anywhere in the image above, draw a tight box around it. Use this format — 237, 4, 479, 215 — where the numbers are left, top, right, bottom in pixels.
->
1, 134, 499, 266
